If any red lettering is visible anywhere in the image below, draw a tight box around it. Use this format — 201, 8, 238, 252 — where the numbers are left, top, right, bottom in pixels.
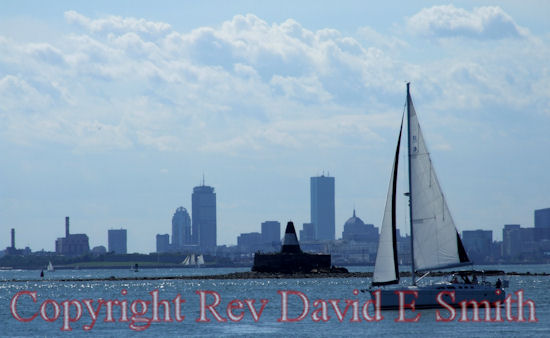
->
277, 290, 309, 322
129, 300, 152, 331
40, 299, 60, 322
226, 299, 244, 322
173, 294, 185, 322
61, 300, 83, 331
196, 290, 227, 322
395, 290, 420, 322
311, 300, 330, 322
10, 291, 38, 322
82, 299, 102, 330
150, 289, 172, 322
435, 291, 456, 322
362, 290, 383, 322
244, 299, 268, 322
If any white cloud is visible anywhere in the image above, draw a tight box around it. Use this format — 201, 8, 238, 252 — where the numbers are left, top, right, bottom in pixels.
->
0, 75, 53, 111
407, 5, 529, 39
0, 10, 548, 155
64, 10, 171, 36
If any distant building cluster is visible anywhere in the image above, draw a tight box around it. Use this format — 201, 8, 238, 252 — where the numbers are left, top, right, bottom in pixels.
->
55, 217, 90, 256
1, 216, 129, 258
4, 228, 31, 256
3, 174, 550, 267
222, 176, 550, 266
155, 180, 217, 254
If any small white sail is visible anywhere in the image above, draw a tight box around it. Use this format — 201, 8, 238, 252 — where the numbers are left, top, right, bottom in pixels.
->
408, 96, 470, 271
197, 254, 204, 266
181, 256, 190, 265
47, 261, 54, 272
189, 254, 196, 265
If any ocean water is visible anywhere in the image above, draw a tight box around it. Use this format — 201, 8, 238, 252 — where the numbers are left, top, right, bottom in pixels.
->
1, 265, 548, 337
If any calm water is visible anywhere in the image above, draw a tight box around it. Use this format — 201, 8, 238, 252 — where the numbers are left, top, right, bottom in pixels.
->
1, 265, 548, 337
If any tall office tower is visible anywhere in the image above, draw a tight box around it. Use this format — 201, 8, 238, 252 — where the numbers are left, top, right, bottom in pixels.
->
108, 228, 127, 254
192, 183, 217, 251
172, 207, 191, 249
156, 234, 170, 253
261, 221, 281, 245
310, 175, 335, 241
535, 208, 550, 228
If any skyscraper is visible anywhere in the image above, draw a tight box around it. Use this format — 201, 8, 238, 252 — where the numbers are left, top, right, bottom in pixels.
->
535, 208, 550, 228
310, 175, 335, 241
192, 183, 217, 251
156, 234, 170, 253
261, 221, 281, 245
172, 207, 191, 250
108, 228, 127, 254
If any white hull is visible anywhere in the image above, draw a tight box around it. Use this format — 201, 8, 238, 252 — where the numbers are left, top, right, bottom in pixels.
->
370, 283, 505, 310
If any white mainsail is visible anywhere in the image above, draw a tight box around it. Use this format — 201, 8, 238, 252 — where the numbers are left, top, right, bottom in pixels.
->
372, 116, 403, 286
47, 261, 54, 272
408, 94, 470, 272
197, 254, 205, 266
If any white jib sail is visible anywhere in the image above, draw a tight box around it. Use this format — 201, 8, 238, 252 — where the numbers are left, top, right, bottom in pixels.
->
408, 98, 469, 271
373, 116, 403, 285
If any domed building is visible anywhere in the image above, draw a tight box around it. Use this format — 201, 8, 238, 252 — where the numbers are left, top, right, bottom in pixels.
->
342, 210, 379, 242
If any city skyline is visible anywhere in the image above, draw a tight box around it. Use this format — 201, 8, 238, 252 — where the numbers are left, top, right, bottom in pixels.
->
1, 2, 549, 253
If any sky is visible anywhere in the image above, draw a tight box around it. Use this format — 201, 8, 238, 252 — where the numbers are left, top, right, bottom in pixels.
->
1, 1, 549, 253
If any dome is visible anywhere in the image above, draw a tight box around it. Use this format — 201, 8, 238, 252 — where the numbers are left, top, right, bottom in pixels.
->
344, 210, 366, 228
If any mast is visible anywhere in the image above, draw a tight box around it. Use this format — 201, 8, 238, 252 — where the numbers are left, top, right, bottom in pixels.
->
406, 82, 416, 286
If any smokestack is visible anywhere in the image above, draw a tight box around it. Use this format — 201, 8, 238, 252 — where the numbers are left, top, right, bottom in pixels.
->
65, 217, 70, 237
11, 228, 15, 249
281, 221, 302, 254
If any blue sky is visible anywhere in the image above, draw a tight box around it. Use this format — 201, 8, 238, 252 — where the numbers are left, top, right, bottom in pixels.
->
1, 1, 549, 253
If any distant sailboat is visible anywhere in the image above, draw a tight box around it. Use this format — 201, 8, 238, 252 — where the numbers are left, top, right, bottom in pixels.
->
47, 261, 54, 272
369, 83, 506, 309
182, 254, 196, 266
181, 254, 203, 267
197, 254, 205, 267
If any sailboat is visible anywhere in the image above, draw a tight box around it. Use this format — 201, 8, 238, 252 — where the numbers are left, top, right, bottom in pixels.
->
370, 83, 506, 309
47, 261, 55, 272
181, 254, 196, 266
196, 254, 205, 267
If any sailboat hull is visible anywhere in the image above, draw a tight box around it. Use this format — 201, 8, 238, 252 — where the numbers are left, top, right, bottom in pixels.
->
370, 284, 505, 310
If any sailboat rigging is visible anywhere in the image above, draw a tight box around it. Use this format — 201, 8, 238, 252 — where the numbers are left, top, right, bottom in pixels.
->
370, 83, 506, 309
